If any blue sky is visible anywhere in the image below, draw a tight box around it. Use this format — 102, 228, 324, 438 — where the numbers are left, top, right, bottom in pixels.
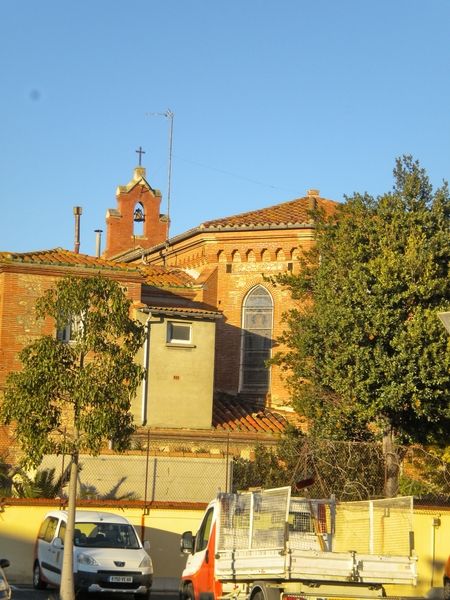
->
1, 0, 449, 255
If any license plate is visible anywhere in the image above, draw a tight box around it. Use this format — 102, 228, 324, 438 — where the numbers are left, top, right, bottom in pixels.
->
109, 576, 133, 583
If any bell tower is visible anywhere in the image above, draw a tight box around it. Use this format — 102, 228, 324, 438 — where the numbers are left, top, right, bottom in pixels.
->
103, 155, 169, 259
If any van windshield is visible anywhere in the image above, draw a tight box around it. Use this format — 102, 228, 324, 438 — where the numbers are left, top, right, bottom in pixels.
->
73, 522, 140, 549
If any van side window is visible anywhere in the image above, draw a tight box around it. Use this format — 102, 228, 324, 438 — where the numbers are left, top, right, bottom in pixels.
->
38, 517, 59, 543
195, 508, 214, 553
58, 521, 66, 544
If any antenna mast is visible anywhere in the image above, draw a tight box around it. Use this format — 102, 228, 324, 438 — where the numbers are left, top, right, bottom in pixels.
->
146, 109, 174, 241
165, 109, 174, 241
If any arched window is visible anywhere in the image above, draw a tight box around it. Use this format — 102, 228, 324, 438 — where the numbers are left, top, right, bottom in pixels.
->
240, 286, 273, 393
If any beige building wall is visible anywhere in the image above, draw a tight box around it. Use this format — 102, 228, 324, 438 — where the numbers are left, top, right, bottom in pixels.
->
133, 313, 216, 429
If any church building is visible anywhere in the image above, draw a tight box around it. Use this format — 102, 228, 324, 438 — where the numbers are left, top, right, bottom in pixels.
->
102, 163, 337, 409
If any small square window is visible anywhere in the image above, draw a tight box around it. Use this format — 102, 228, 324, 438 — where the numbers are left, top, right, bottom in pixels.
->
167, 322, 192, 344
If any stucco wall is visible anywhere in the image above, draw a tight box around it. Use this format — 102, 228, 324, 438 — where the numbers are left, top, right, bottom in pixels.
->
134, 314, 215, 429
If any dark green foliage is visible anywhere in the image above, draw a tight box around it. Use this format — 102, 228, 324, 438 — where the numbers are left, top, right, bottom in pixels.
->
12, 466, 71, 498
233, 444, 285, 492
274, 156, 450, 448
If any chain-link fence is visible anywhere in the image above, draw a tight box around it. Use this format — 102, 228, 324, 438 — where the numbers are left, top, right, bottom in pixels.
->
232, 437, 450, 503
39, 452, 231, 503
0, 429, 449, 503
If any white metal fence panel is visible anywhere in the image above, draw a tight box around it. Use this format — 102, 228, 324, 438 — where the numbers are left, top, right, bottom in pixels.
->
333, 496, 414, 556
217, 486, 291, 551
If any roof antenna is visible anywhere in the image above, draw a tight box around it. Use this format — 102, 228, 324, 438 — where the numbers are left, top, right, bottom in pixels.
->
73, 206, 82, 254
146, 109, 174, 241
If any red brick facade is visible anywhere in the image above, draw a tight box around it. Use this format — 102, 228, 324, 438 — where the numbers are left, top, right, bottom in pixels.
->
0, 258, 143, 393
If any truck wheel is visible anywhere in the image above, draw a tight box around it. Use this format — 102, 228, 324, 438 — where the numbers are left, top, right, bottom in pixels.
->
252, 592, 264, 600
32, 561, 47, 590
443, 580, 450, 600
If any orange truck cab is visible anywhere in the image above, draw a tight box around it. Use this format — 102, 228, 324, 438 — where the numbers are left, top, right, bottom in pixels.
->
179, 498, 221, 600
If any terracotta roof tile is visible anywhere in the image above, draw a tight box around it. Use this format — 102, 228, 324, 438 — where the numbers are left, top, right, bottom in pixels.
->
212, 396, 293, 434
144, 304, 222, 319
201, 196, 337, 230
139, 265, 195, 288
0, 248, 197, 289
0, 248, 134, 270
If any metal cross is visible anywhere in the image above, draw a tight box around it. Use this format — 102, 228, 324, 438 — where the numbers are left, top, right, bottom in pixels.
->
136, 146, 146, 166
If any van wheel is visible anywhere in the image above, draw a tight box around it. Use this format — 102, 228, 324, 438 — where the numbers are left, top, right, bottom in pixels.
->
184, 583, 194, 600
32, 561, 47, 590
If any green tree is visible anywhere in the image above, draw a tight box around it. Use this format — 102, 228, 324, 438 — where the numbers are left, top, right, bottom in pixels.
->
10, 465, 71, 499
0, 274, 145, 600
274, 156, 450, 496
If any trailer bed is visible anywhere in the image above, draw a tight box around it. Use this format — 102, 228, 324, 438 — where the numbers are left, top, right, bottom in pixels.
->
215, 487, 417, 586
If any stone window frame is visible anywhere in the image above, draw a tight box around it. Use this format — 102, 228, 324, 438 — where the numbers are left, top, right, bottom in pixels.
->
239, 284, 273, 393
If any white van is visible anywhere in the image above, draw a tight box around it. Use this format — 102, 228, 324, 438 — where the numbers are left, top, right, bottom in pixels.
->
33, 510, 153, 598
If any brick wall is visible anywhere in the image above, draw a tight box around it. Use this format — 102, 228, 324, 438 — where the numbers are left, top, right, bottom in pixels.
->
0, 271, 57, 391
0, 269, 143, 392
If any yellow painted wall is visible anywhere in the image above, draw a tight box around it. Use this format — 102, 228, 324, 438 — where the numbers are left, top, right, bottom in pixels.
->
0, 503, 448, 595
386, 506, 449, 598
0, 504, 204, 590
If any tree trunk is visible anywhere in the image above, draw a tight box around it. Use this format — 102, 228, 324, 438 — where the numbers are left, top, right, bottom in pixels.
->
59, 452, 78, 600
382, 427, 399, 498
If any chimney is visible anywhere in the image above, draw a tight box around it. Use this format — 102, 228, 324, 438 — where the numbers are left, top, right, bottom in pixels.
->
94, 229, 103, 258
307, 189, 319, 211
73, 206, 83, 254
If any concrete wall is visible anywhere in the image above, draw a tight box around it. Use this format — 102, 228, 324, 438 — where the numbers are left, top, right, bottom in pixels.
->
39, 453, 230, 502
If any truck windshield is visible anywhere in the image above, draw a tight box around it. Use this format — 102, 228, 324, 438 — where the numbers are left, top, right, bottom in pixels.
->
73, 522, 140, 549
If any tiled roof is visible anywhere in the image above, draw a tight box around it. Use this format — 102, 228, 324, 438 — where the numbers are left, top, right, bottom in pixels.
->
139, 264, 195, 288
144, 304, 222, 319
0, 248, 133, 270
117, 195, 338, 262
0, 248, 196, 288
201, 196, 337, 229
213, 396, 295, 434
